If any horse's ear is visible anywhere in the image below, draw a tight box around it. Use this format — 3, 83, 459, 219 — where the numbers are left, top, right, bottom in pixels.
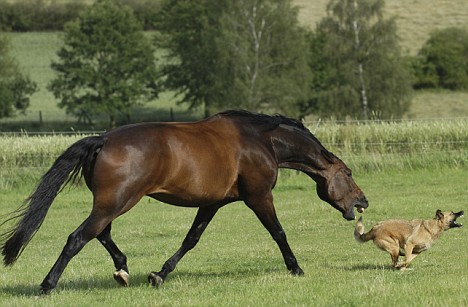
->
435, 209, 443, 220
321, 150, 335, 164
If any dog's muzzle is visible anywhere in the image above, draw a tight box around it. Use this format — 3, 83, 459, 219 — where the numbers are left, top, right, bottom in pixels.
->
451, 211, 464, 228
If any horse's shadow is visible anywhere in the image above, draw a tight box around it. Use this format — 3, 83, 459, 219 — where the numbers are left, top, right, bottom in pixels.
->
2, 268, 278, 297
2, 276, 119, 298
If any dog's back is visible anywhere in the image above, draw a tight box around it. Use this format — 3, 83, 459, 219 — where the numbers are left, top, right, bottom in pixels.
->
355, 217, 418, 244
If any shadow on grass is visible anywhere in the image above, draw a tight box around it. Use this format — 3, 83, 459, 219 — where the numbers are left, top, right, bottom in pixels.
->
2, 267, 279, 297
1, 276, 118, 297
327, 263, 394, 271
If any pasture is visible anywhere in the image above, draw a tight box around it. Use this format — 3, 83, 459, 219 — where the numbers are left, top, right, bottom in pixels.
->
0, 120, 467, 305
0, 169, 466, 306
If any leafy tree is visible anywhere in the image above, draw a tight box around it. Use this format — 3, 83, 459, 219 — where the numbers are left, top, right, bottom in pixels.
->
156, 0, 310, 117
48, 0, 159, 127
0, 34, 37, 119
413, 27, 468, 90
305, 0, 412, 120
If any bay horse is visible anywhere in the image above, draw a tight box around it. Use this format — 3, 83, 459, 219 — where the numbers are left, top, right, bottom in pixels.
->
0, 110, 368, 294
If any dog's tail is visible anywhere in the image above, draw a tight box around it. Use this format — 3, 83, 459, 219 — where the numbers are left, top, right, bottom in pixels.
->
354, 216, 373, 243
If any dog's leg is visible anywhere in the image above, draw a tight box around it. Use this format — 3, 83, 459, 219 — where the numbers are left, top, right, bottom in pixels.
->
390, 249, 400, 268
397, 244, 417, 269
375, 238, 401, 268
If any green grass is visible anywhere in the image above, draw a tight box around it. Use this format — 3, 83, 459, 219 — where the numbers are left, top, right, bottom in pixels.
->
0, 168, 466, 306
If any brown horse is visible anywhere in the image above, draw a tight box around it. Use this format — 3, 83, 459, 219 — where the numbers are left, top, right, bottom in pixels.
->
0, 110, 368, 294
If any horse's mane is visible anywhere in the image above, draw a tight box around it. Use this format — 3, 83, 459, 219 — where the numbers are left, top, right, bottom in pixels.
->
219, 110, 339, 159
219, 109, 307, 132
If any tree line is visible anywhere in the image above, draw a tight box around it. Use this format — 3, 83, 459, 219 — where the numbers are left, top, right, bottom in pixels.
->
0, 0, 162, 31
1, 0, 467, 127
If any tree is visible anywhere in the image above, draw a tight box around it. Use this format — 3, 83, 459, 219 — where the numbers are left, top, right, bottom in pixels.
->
305, 0, 412, 120
0, 34, 37, 119
48, 0, 159, 127
156, 0, 310, 117
413, 27, 468, 90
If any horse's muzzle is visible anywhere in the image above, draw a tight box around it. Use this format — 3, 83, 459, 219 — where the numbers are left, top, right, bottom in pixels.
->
344, 197, 369, 220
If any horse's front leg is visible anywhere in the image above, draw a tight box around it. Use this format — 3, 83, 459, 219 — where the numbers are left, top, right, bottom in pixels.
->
148, 204, 221, 287
245, 192, 304, 275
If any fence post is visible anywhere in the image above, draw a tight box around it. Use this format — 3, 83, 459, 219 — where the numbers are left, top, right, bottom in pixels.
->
39, 110, 43, 127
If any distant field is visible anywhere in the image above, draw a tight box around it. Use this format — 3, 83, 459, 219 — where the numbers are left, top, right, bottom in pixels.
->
1, 0, 468, 130
294, 0, 468, 54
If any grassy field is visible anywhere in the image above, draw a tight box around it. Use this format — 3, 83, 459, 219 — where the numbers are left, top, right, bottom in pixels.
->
0, 168, 466, 306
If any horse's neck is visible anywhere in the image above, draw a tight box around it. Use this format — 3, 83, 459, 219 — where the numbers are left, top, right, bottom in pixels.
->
271, 128, 329, 174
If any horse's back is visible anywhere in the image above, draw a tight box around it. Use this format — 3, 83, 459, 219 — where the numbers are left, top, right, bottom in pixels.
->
90, 118, 245, 207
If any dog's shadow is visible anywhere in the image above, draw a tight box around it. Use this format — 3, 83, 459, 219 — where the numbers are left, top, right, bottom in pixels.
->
327, 263, 395, 271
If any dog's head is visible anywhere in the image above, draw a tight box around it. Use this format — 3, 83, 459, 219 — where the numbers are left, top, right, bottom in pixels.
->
436, 210, 464, 230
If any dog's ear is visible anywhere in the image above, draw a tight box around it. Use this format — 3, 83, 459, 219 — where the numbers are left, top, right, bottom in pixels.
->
436, 209, 444, 220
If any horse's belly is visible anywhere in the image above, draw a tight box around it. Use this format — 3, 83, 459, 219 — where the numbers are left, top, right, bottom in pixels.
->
148, 189, 238, 207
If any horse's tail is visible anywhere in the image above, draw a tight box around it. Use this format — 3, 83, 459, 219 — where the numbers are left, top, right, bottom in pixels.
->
0, 135, 104, 266
354, 216, 373, 243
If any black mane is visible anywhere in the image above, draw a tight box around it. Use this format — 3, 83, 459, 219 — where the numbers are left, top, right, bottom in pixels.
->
219, 110, 307, 132
219, 110, 338, 159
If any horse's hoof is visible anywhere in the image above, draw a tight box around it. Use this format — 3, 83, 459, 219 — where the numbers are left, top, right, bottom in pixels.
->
290, 267, 304, 276
148, 272, 164, 288
113, 269, 130, 287
40, 287, 51, 295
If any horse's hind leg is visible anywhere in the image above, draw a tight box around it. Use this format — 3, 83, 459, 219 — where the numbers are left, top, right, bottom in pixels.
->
96, 222, 129, 287
40, 212, 113, 294
148, 204, 221, 287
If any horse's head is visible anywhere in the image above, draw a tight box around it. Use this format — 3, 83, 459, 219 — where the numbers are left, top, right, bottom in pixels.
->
267, 119, 368, 220
315, 151, 368, 220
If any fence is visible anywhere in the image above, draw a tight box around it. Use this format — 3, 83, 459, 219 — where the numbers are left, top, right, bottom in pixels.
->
0, 118, 466, 179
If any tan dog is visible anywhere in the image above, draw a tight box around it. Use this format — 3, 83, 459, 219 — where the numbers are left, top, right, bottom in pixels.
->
354, 210, 464, 269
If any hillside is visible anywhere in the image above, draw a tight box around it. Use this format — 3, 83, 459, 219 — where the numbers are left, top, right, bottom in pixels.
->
294, 0, 468, 54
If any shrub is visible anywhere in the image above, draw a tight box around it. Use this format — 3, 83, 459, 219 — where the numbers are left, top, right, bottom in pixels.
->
413, 27, 468, 90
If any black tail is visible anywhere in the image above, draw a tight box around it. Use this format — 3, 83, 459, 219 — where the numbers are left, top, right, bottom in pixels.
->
0, 135, 104, 266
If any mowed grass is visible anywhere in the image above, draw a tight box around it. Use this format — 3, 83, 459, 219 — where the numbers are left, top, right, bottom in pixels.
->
0, 168, 466, 306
